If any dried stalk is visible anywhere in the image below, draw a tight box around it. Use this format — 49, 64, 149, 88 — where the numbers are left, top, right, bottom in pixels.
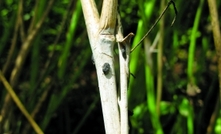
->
0, 0, 54, 132
116, 12, 134, 133
81, 0, 120, 133
207, 0, 221, 133
2, 0, 22, 74
0, 71, 43, 134
156, 0, 165, 116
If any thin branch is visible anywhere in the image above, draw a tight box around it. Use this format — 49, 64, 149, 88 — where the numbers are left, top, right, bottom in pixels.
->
207, 0, 221, 94
28, 0, 40, 33
19, 0, 25, 43
206, 97, 219, 134
0, 2, 24, 130
21, 82, 52, 134
116, 12, 134, 134
22, 2, 76, 133
73, 96, 99, 134
207, 0, 221, 132
130, 0, 177, 53
0, 0, 55, 131
2, 1, 20, 74
156, 0, 165, 116
0, 71, 43, 134
10, 0, 54, 87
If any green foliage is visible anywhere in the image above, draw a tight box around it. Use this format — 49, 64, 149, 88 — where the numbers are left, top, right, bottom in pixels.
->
187, 0, 205, 84
58, 0, 82, 79
126, 0, 220, 134
214, 112, 221, 134
0, 0, 220, 133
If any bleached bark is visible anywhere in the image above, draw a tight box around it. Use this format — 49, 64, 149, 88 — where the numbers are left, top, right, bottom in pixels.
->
116, 12, 134, 133
80, 0, 121, 133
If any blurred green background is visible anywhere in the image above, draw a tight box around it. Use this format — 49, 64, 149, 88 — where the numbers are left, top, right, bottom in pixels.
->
0, 0, 220, 133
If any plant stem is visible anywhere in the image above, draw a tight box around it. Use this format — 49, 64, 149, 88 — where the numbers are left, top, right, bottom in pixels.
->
0, 71, 43, 134
81, 0, 120, 133
207, 0, 221, 132
156, 0, 165, 116
187, 0, 204, 84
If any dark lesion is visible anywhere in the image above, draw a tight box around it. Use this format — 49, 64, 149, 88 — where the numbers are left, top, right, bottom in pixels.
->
118, 33, 134, 60
102, 63, 111, 75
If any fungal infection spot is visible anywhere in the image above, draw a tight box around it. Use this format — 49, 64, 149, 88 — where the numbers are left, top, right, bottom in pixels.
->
102, 63, 110, 75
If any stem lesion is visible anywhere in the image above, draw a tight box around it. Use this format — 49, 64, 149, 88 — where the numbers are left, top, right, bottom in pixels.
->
81, 0, 121, 133
81, 0, 178, 133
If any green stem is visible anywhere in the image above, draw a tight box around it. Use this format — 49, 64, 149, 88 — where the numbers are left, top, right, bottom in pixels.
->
187, 0, 204, 84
